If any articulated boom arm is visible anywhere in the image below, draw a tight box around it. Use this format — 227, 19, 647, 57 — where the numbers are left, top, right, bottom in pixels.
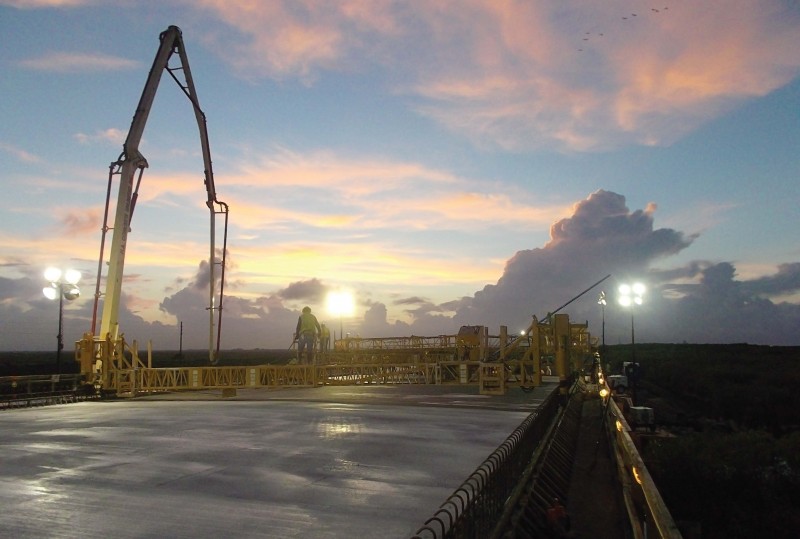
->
91, 25, 229, 363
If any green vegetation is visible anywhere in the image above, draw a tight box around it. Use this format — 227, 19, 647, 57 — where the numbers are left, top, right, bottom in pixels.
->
603, 343, 800, 539
645, 430, 800, 538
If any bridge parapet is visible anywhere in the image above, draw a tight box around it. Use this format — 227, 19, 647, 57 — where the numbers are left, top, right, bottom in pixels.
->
604, 395, 683, 538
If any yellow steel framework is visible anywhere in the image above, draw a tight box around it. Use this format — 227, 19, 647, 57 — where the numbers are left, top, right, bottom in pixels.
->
76, 316, 595, 396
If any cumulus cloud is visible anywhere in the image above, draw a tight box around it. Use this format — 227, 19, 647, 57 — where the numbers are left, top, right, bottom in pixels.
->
448, 190, 693, 328
158, 263, 313, 350
2, 190, 798, 351
278, 278, 326, 303
346, 190, 800, 345
648, 262, 800, 345
742, 263, 800, 297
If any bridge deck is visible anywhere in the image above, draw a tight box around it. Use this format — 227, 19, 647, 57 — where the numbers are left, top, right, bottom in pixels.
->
0, 383, 564, 538
567, 396, 628, 538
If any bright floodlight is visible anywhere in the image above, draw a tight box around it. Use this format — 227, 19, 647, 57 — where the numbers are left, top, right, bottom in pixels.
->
44, 267, 62, 283
326, 290, 355, 318
43, 286, 58, 300
64, 269, 81, 285
618, 282, 645, 307
44, 267, 81, 285
43, 268, 81, 300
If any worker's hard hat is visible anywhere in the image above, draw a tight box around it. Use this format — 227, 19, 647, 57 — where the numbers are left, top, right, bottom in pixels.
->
303, 306, 311, 313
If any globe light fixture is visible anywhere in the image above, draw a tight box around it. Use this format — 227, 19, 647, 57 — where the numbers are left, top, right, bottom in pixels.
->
43, 267, 81, 373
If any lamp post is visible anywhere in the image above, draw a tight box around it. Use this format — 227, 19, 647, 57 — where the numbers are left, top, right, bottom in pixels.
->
597, 291, 607, 356
617, 282, 644, 404
43, 268, 81, 374
326, 290, 354, 343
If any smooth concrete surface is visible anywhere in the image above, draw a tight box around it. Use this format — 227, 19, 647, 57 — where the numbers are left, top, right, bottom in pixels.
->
0, 383, 556, 538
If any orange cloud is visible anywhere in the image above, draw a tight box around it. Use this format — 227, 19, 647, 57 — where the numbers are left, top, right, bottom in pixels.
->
19, 52, 140, 73
0, 142, 40, 163
215, 148, 566, 233
74, 128, 126, 146
227, 238, 501, 292
192, 0, 800, 150
59, 209, 101, 236
4, 0, 88, 8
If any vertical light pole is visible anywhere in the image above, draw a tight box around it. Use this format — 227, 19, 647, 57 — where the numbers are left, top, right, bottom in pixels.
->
618, 282, 644, 404
43, 268, 81, 374
597, 291, 607, 357
326, 291, 354, 344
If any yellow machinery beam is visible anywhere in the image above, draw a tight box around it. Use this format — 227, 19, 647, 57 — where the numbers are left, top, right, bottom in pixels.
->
79, 317, 595, 396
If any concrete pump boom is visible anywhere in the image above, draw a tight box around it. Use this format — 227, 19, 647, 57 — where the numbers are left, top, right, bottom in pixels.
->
90, 25, 229, 364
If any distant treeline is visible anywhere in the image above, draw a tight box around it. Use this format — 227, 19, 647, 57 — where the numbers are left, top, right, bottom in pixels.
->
0, 348, 296, 377
603, 342, 800, 433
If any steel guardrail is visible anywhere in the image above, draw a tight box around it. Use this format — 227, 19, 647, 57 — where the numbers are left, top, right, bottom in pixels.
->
0, 374, 95, 409
410, 387, 560, 538
603, 395, 682, 539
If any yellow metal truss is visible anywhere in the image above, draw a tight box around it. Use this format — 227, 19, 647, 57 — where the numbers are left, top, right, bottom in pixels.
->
77, 317, 594, 396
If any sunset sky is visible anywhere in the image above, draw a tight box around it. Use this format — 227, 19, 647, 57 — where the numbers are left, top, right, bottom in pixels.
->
1, 0, 799, 353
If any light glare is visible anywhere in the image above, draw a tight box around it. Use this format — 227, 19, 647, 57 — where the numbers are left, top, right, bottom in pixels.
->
618, 281, 645, 308
44, 267, 61, 283
43, 286, 57, 300
64, 269, 81, 285
326, 291, 355, 317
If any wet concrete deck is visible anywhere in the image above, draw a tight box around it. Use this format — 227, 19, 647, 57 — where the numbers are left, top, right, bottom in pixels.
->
0, 383, 557, 538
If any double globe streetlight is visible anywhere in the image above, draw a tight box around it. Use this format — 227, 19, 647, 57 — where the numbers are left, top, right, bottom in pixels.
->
43, 267, 81, 374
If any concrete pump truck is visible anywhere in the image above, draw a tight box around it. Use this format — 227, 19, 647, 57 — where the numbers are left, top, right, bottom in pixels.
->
76, 26, 229, 392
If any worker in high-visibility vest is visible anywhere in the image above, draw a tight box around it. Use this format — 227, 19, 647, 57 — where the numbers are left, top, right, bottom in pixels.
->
320, 324, 331, 355
295, 306, 321, 365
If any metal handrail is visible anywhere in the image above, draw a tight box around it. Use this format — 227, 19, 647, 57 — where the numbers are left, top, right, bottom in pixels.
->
411, 387, 560, 538
603, 395, 683, 539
